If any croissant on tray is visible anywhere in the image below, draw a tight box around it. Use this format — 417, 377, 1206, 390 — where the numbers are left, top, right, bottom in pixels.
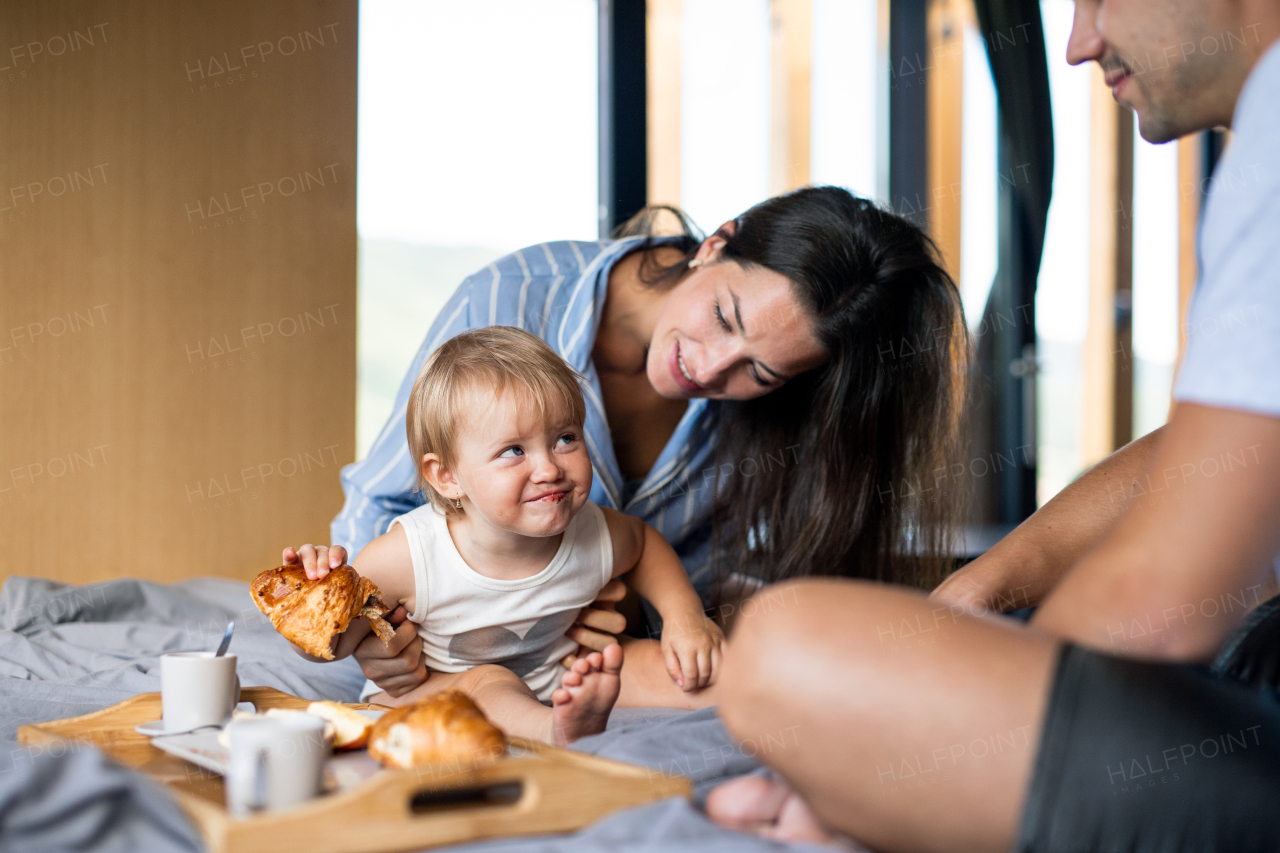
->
251, 565, 395, 660
368, 690, 507, 769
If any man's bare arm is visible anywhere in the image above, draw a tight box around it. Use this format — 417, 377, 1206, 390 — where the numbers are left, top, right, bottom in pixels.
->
932, 427, 1165, 610
1033, 404, 1280, 660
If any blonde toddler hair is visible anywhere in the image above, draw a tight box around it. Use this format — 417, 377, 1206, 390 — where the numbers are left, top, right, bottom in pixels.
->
406, 326, 587, 514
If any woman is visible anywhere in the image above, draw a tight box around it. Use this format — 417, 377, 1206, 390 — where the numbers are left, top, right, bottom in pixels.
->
294, 185, 968, 693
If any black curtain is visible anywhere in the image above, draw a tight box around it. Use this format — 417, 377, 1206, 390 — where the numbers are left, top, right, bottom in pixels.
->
968, 0, 1054, 525
888, 0, 929, 228
597, 0, 647, 237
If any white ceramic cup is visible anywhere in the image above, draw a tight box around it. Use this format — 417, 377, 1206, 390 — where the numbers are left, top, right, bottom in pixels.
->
159, 652, 240, 732
225, 715, 328, 815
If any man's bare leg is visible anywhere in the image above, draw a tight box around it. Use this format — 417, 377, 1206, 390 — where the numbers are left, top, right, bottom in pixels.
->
614, 636, 716, 711
711, 578, 1060, 853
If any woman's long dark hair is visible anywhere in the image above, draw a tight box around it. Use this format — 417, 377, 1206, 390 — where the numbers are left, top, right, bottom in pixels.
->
615, 187, 969, 593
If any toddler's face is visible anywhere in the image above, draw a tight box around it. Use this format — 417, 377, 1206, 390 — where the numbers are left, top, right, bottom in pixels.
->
447, 387, 592, 538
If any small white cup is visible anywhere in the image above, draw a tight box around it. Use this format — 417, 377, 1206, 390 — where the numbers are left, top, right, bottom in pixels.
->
226, 715, 328, 815
160, 652, 240, 732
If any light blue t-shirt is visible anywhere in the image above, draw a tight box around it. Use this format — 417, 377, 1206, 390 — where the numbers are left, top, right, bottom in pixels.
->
1173, 38, 1280, 580
1174, 38, 1280, 412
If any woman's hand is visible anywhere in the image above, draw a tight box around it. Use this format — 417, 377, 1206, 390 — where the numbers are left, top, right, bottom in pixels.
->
352, 605, 429, 698
282, 544, 347, 581
561, 579, 629, 668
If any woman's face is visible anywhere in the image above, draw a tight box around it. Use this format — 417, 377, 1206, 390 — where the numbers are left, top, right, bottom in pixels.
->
646, 234, 827, 401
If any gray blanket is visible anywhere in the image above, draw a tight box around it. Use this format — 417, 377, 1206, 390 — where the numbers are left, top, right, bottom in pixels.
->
0, 576, 822, 853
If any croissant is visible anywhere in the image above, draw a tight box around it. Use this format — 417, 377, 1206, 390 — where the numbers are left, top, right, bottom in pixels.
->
251, 564, 394, 660
307, 700, 374, 750
367, 690, 507, 769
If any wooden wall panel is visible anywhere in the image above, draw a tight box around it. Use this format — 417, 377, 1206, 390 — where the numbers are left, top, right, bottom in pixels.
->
926, 0, 965, 285
769, 0, 811, 194
0, 1, 357, 586
1175, 133, 1201, 374
647, 0, 681, 207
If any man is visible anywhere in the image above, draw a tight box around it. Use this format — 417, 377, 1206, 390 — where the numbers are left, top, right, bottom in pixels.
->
705, 0, 1280, 849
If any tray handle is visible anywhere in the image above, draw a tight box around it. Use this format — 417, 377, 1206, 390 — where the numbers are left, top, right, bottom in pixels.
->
409, 779, 526, 816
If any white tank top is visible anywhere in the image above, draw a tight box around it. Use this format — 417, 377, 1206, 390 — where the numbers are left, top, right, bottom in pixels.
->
392, 500, 614, 702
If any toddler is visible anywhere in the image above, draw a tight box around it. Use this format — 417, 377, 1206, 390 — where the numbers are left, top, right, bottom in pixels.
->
293, 326, 724, 744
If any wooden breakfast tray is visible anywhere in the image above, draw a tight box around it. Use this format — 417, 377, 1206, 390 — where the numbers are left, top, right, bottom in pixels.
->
17, 686, 691, 853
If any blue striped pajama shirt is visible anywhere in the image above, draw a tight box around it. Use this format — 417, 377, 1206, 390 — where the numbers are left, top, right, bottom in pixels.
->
331, 236, 723, 598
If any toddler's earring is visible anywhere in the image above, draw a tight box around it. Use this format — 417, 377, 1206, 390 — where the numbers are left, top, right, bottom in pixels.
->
687, 258, 703, 269
455, 497, 463, 510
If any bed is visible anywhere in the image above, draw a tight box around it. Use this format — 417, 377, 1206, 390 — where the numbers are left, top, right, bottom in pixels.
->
0, 575, 827, 852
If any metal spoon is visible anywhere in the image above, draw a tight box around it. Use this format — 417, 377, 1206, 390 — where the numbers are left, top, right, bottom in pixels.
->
215, 620, 235, 657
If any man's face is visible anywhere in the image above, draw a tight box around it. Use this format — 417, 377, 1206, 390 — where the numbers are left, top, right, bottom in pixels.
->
1066, 0, 1253, 141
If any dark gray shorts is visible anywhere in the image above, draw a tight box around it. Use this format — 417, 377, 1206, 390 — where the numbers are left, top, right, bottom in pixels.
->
1017, 595, 1280, 853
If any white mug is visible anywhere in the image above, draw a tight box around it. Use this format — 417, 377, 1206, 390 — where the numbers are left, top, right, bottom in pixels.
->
225, 715, 328, 815
160, 652, 240, 732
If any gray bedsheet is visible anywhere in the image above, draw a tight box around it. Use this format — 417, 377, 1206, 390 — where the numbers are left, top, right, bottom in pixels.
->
0, 576, 829, 852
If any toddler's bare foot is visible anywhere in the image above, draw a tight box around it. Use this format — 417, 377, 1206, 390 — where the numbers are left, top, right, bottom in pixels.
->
707, 774, 863, 850
549, 642, 622, 745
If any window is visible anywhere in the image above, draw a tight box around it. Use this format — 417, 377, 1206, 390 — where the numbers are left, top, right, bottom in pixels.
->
1035, 0, 1093, 503
680, 0, 771, 232
356, 0, 598, 458
1131, 134, 1179, 438
810, 0, 879, 201
960, 19, 998, 330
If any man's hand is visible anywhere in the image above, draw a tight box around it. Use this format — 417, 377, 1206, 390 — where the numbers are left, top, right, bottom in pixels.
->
661, 611, 726, 691
561, 578, 628, 668
283, 544, 347, 581
930, 554, 1033, 614
352, 605, 428, 697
